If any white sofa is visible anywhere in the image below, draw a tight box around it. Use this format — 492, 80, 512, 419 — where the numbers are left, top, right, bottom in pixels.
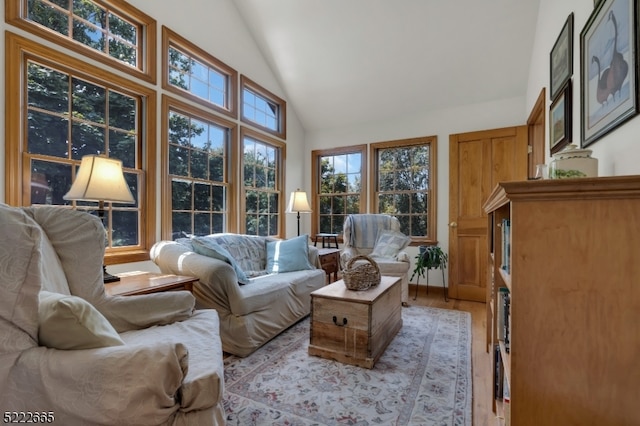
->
0, 204, 226, 425
151, 234, 326, 357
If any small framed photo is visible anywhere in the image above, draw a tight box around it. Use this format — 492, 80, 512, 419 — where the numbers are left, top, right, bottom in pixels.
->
550, 82, 573, 154
550, 13, 574, 100
580, 0, 639, 147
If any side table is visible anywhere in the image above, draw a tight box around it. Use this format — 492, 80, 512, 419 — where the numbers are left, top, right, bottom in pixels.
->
317, 248, 340, 283
314, 233, 339, 248
105, 271, 198, 296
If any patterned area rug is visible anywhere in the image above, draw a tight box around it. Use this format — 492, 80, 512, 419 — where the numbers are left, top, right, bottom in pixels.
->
223, 306, 472, 425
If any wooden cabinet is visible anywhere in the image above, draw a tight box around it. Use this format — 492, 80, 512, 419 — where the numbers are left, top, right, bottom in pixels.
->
318, 248, 341, 283
483, 176, 640, 426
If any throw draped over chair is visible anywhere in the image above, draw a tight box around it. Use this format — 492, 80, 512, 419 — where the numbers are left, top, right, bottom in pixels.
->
0, 204, 226, 425
341, 214, 411, 304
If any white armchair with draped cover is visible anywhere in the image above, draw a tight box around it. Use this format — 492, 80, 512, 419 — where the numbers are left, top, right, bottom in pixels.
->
0, 204, 226, 426
341, 214, 411, 305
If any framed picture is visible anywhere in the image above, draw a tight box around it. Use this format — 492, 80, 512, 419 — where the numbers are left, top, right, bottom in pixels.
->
550, 13, 574, 100
580, 0, 639, 147
550, 82, 572, 154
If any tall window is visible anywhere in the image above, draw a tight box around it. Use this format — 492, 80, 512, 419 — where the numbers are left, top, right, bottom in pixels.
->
312, 145, 367, 236
241, 128, 285, 237
241, 75, 286, 139
5, 32, 155, 263
371, 136, 437, 244
163, 96, 235, 240
6, 0, 156, 82
162, 26, 237, 118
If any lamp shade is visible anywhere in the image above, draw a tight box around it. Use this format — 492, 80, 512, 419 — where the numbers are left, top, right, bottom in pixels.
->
64, 155, 135, 203
285, 189, 312, 213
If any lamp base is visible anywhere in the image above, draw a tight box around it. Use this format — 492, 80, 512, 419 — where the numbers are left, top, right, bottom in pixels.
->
103, 265, 120, 283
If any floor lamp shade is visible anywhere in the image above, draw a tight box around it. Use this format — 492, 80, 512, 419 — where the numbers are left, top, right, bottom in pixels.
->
286, 189, 312, 236
64, 155, 134, 204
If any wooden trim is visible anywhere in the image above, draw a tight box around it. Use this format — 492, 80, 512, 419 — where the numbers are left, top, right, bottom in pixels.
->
239, 126, 286, 237
310, 144, 368, 238
5, 32, 156, 265
527, 87, 546, 179
370, 135, 438, 245
5, 0, 157, 84
160, 94, 239, 240
240, 75, 287, 140
161, 26, 238, 119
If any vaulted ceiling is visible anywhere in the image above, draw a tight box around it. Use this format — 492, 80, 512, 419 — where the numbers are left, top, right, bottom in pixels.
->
232, 0, 541, 131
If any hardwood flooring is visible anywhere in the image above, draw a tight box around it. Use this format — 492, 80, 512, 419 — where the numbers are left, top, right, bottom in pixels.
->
408, 284, 493, 426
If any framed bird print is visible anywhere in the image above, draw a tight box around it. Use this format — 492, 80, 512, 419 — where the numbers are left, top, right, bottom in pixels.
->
550, 13, 574, 100
580, 0, 639, 147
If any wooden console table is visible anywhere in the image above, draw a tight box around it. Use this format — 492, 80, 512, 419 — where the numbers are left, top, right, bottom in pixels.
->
105, 271, 197, 296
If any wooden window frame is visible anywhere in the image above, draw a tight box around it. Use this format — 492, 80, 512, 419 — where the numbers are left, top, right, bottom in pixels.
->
239, 126, 286, 237
160, 95, 238, 240
240, 75, 286, 140
311, 145, 368, 239
370, 136, 437, 245
5, 0, 157, 84
5, 32, 156, 265
162, 26, 238, 119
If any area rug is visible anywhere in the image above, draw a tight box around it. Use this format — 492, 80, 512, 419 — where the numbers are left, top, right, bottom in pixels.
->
222, 306, 472, 425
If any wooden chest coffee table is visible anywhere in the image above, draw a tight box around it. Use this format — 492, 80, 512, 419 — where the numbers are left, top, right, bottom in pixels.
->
308, 276, 402, 369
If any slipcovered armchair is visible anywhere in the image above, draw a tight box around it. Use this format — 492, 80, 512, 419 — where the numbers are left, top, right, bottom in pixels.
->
0, 204, 226, 425
341, 214, 411, 304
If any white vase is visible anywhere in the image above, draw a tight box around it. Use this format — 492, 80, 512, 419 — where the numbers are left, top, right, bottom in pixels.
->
549, 144, 598, 179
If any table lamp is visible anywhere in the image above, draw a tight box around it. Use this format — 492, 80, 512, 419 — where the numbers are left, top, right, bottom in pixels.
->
64, 155, 135, 283
285, 189, 312, 236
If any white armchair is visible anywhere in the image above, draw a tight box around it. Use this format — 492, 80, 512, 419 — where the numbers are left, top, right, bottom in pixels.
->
341, 214, 411, 304
0, 204, 226, 425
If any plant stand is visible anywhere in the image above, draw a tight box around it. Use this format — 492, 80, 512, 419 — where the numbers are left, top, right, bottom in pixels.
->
413, 267, 448, 302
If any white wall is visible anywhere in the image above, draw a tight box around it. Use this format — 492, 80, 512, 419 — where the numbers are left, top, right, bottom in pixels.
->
305, 96, 528, 284
307, 0, 640, 286
528, 0, 640, 175
3, 1, 639, 275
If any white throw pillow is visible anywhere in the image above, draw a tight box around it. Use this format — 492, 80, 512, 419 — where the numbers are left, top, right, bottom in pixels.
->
38, 291, 124, 350
370, 230, 411, 259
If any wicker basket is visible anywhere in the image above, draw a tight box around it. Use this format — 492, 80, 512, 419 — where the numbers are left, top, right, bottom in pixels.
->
343, 255, 381, 291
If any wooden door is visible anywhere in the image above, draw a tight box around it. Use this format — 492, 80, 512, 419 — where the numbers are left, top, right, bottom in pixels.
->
448, 126, 527, 301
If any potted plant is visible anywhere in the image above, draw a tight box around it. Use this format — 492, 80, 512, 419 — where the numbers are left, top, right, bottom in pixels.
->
410, 245, 449, 301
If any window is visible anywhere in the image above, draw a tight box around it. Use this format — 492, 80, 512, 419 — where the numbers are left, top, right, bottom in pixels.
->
6, 0, 156, 83
311, 145, 367, 236
241, 128, 285, 236
5, 32, 156, 264
162, 96, 236, 240
162, 26, 237, 118
371, 136, 437, 244
241, 75, 286, 139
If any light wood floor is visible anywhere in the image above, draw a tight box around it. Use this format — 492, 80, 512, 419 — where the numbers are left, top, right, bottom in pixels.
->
408, 284, 493, 426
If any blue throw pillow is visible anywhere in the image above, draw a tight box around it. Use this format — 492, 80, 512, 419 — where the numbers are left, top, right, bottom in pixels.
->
191, 237, 250, 285
266, 234, 314, 273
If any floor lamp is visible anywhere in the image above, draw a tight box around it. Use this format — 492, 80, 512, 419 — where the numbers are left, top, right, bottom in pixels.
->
63, 155, 135, 283
286, 189, 312, 236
